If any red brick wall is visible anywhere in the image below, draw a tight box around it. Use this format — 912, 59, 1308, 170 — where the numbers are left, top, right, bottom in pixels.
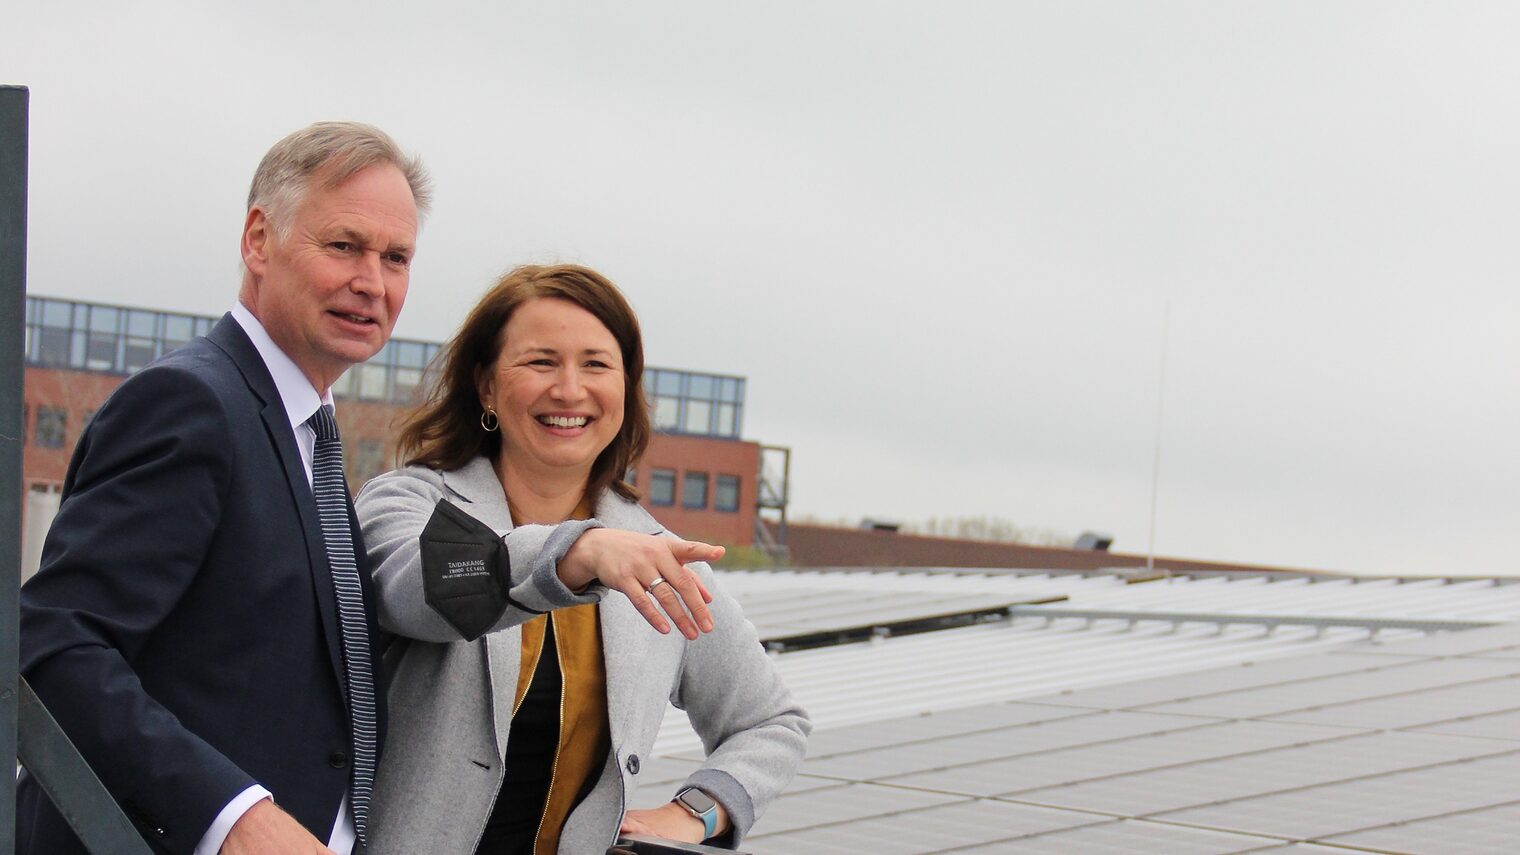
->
22, 367, 408, 489
21, 367, 123, 486
633, 434, 760, 546
769, 522, 1323, 575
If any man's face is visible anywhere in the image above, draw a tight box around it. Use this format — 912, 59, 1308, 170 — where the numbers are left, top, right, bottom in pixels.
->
242, 163, 419, 391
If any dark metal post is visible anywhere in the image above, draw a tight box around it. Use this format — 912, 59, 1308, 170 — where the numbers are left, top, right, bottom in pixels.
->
0, 83, 32, 855
18, 682, 151, 854
1, 83, 150, 855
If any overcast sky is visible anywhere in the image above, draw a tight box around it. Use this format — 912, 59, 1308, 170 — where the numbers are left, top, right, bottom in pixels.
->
8, 2, 1518, 576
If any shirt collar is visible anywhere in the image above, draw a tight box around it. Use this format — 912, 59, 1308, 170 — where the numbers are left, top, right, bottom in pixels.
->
230, 302, 335, 431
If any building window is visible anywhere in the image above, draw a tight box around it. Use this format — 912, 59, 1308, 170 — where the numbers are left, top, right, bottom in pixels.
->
715, 475, 740, 513
22, 296, 442, 402
161, 314, 197, 350
649, 469, 676, 506
357, 363, 389, 401
715, 403, 736, 436
85, 305, 121, 371
36, 299, 73, 367
682, 399, 712, 434
652, 397, 679, 430
682, 471, 709, 510
644, 367, 744, 438
35, 407, 67, 448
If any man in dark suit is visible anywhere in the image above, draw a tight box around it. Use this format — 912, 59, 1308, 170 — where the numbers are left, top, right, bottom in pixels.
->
17, 122, 430, 854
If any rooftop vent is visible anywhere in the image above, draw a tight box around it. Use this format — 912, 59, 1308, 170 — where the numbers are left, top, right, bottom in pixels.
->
1074, 531, 1114, 551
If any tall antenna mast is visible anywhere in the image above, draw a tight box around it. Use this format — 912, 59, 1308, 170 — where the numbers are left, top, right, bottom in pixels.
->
1146, 300, 1170, 575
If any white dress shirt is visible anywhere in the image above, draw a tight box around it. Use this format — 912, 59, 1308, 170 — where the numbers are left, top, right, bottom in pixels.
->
195, 304, 356, 855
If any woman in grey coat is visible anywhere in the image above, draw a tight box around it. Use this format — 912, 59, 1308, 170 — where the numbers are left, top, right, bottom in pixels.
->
355, 264, 809, 854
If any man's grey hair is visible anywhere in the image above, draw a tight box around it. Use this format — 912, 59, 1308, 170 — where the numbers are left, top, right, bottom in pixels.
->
248, 122, 432, 235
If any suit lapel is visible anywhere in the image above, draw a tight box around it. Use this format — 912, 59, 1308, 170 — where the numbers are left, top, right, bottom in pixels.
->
208, 316, 346, 692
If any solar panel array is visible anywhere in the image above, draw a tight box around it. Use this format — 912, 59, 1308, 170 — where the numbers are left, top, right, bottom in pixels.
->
653, 571, 1520, 757
636, 582, 1520, 853
734, 585, 1024, 641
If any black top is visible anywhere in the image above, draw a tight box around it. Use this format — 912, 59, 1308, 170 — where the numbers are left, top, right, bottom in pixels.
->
477, 619, 563, 855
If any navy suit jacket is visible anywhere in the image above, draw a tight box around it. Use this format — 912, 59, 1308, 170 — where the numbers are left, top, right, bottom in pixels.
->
17, 316, 387, 854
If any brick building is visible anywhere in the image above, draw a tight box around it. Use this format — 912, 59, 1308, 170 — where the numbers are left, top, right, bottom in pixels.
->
18, 295, 786, 580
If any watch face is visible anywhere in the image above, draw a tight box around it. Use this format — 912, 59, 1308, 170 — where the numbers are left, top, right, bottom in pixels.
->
679, 788, 717, 814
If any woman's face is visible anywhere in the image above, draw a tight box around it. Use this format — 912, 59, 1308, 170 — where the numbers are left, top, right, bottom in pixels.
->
480, 297, 626, 484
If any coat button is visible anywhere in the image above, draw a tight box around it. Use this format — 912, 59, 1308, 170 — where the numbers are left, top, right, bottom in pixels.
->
329, 751, 348, 769
625, 754, 640, 775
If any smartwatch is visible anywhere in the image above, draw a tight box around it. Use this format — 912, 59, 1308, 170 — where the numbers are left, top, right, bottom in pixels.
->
674, 786, 718, 840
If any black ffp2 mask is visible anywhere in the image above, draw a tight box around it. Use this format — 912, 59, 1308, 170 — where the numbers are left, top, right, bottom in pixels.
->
418, 499, 520, 641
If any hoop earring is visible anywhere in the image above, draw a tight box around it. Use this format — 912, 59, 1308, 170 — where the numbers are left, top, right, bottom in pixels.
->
480, 408, 499, 432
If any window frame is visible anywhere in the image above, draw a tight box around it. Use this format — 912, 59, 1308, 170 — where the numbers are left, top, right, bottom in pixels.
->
681, 471, 710, 510
649, 468, 677, 507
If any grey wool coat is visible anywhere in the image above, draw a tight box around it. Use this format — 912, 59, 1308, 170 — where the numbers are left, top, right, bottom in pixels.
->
354, 457, 810, 854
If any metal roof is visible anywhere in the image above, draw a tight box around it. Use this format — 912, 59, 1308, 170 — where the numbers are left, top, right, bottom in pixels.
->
636, 568, 1520, 853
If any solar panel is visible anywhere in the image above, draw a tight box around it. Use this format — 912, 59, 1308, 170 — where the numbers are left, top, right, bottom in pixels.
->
1324, 802, 1520, 853
802, 701, 1083, 759
749, 782, 959, 836
1027, 651, 1400, 710
1264, 674, 1520, 729
654, 571, 1520, 852
887, 719, 1350, 798
1410, 707, 1520, 741
1159, 751, 1520, 840
945, 818, 1293, 854
1012, 730, 1513, 816
747, 798, 1102, 855
1137, 657, 1519, 719
800, 710, 1208, 782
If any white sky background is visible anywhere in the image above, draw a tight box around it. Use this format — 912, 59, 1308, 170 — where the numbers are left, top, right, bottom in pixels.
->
7, 1, 1518, 576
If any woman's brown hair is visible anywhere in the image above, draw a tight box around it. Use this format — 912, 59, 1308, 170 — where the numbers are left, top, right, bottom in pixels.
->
394, 264, 649, 503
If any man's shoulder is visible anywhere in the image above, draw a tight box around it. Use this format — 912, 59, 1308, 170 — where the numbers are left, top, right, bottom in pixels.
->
110, 337, 249, 409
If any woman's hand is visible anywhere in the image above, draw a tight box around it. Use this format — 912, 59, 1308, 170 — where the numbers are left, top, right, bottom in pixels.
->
559, 529, 723, 639
619, 802, 713, 844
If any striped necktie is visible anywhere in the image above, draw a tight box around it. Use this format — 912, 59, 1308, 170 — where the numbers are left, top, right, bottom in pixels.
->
305, 404, 377, 847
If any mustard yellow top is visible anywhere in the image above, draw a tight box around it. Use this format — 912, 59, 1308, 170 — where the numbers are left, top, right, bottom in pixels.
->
510, 498, 612, 855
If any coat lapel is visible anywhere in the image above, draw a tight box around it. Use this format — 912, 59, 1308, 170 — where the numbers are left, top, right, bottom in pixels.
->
439, 458, 522, 750
589, 491, 668, 747
207, 316, 346, 692
437, 457, 513, 530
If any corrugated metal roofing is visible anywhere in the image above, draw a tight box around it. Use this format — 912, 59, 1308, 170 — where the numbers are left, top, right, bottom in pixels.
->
635, 569, 1520, 853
